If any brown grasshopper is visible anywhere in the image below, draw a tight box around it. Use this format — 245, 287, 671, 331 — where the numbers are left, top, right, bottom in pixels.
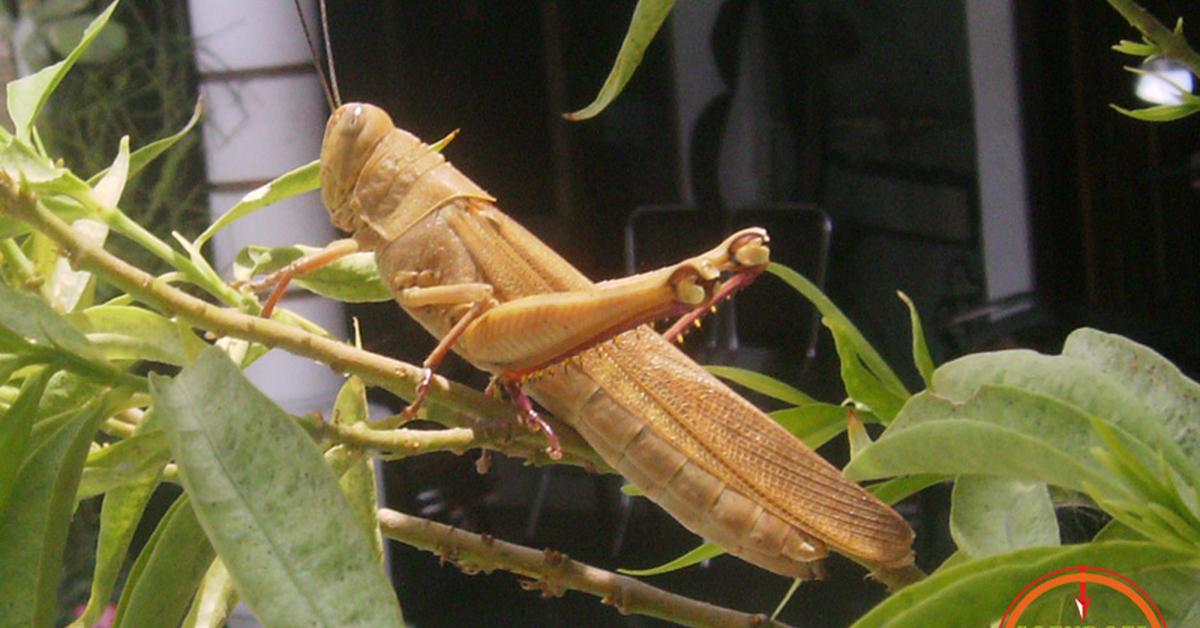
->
251, 4, 920, 588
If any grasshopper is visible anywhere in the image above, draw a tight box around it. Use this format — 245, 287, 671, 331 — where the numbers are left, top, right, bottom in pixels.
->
251, 2, 920, 588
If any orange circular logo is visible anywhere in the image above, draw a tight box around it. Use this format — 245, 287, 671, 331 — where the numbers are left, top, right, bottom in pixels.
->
1000, 564, 1164, 628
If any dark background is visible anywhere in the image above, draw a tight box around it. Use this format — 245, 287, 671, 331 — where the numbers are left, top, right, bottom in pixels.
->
315, 1, 1200, 626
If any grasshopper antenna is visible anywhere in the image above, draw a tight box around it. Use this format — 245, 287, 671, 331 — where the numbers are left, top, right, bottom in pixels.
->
293, 0, 341, 110
319, 0, 342, 106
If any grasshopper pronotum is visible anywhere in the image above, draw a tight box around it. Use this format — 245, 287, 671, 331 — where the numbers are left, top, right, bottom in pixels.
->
252, 1, 920, 588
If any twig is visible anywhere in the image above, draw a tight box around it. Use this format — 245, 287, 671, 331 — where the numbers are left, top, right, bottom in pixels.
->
298, 414, 480, 458
0, 176, 610, 473
1107, 0, 1200, 77
376, 508, 789, 628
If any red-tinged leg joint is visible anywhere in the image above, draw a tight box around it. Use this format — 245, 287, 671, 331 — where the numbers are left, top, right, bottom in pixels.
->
503, 380, 562, 460
400, 367, 434, 419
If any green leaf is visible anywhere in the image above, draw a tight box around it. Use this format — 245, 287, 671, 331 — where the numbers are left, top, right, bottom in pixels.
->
844, 387, 1130, 499
7, 0, 121, 142
341, 456, 384, 564
846, 408, 873, 459
194, 159, 321, 250
181, 559, 238, 628
769, 403, 848, 449
564, 0, 677, 120
76, 465, 162, 626
0, 367, 56, 516
1061, 328, 1200, 475
618, 542, 724, 576
0, 281, 102, 361
620, 482, 644, 497
1111, 102, 1200, 122
88, 99, 204, 186
825, 316, 906, 423
113, 494, 215, 628
45, 216, 108, 312
44, 13, 129, 64
768, 264, 908, 398
233, 244, 391, 303
0, 397, 108, 627
849, 541, 1192, 628
0, 132, 92, 200
150, 347, 404, 626
332, 376, 385, 562
933, 346, 1200, 486
896, 291, 935, 387
949, 475, 1059, 559
1112, 39, 1157, 56
68, 304, 206, 366
77, 427, 169, 499
705, 364, 816, 405
866, 474, 945, 505
35, 0, 93, 20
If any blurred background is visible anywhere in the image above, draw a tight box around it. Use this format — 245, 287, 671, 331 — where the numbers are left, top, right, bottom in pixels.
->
10, 0, 1195, 625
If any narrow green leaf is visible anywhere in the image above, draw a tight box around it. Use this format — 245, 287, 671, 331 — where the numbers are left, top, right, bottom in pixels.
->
181, 559, 238, 628
1111, 39, 1157, 56
7, 0, 121, 142
850, 542, 1192, 628
1111, 102, 1200, 122
564, 0, 677, 120
113, 494, 215, 628
77, 428, 169, 499
87, 99, 204, 186
0, 133, 80, 189
846, 408, 873, 459
0, 397, 108, 626
45, 14, 128, 63
333, 374, 368, 426
866, 474, 945, 505
76, 467, 162, 626
1062, 328, 1200, 475
331, 376, 385, 561
949, 475, 1059, 559
620, 482, 644, 497
618, 542, 724, 576
35, 0, 94, 21
233, 244, 390, 303
769, 403, 848, 449
68, 304, 206, 366
0, 282, 102, 361
341, 458, 384, 563
150, 348, 404, 626
194, 160, 321, 250
92, 135, 131, 208
825, 316, 906, 423
705, 364, 816, 406
0, 367, 56, 515
768, 264, 908, 398
896, 291, 935, 387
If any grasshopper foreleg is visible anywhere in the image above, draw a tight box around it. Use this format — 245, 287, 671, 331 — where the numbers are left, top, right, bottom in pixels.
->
238, 237, 360, 317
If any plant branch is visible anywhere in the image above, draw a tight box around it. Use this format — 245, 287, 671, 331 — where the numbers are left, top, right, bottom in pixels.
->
1107, 0, 1200, 77
0, 176, 610, 472
376, 508, 790, 628
297, 414, 486, 458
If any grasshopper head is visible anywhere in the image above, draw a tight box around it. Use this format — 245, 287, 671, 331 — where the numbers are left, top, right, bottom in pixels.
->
320, 102, 394, 231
